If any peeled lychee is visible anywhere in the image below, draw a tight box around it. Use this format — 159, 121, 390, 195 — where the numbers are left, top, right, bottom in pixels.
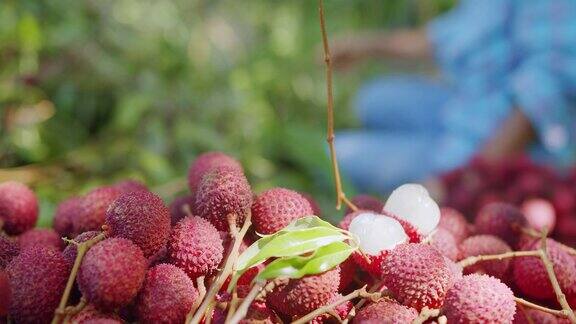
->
252, 187, 314, 234
73, 186, 121, 235
0, 235, 19, 269
7, 246, 70, 323
268, 267, 340, 317
105, 190, 171, 258
459, 235, 512, 280
18, 228, 63, 251
475, 202, 526, 246
168, 216, 224, 280
513, 238, 576, 300
169, 194, 194, 226
521, 198, 556, 233
430, 228, 459, 261
381, 243, 452, 311
62, 230, 100, 264
384, 184, 440, 235
444, 274, 516, 324
346, 194, 383, 214
193, 166, 253, 231
53, 196, 83, 238
353, 299, 418, 324
438, 207, 470, 243
78, 238, 146, 310
70, 304, 123, 324
0, 181, 38, 235
136, 264, 199, 324
187, 151, 243, 195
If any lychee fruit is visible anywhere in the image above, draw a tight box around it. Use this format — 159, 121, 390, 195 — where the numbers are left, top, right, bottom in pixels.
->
169, 194, 194, 226
430, 228, 459, 261
6, 246, 70, 323
0, 270, 10, 317
438, 207, 470, 243
338, 256, 356, 291
513, 306, 568, 324
0, 235, 19, 269
18, 228, 63, 251
475, 202, 526, 246
384, 183, 440, 235
300, 192, 322, 216
113, 179, 147, 193
306, 293, 352, 323
73, 186, 121, 235
381, 243, 453, 311
267, 267, 340, 317
168, 216, 224, 280
521, 198, 556, 233
105, 190, 171, 258
187, 151, 243, 195
241, 301, 282, 324
353, 299, 418, 324
0, 181, 38, 235
53, 196, 83, 238
346, 194, 383, 214
444, 274, 516, 324
445, 256, 464, 284
62, 230, 101, 265
341, 210, 421, 243
459, 235, 512, 280
251, 187, 314, 234
136, 264, 199, 324
78, 238, 146, 311
70, 304, 123, 324
193, 166, 253, 231
512, 238, 576, 300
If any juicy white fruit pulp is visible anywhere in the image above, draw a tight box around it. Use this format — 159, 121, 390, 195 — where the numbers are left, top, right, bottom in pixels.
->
384, 183, 440, 235
349, 212, 408, 256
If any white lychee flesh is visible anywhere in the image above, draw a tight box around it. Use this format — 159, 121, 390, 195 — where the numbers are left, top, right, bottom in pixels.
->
349, 212, 408, 255
384, 183, 440, 235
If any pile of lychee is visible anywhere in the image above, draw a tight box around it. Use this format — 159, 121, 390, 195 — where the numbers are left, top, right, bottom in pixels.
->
1, 151, 575, 324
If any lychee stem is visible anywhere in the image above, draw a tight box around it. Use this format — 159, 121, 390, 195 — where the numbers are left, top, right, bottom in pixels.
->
458, 250, 540, 267
229, 278, 287, 324
62, 297, 87, 323
186, 276, 206, 323
224, 290, 239, 323
342, 280, 387, 324
413, 307, 441, 324
52, 232, 106, 324
188, 213, 252, 324
515, 297, 565, 317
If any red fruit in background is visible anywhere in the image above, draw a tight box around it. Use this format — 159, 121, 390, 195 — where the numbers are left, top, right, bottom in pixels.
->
352, 299, 417, 324
112, 179, 147, 193
475, 202, 526, 246
345, 194, 383, 214
62, 231, 101, 265
552, 185, 576, 215
300, 192, 322, 216
169, 194, 194, 226
0, 270, 10, 317
430, 228, 459, 261
53, 196, 83, 238
438, 207, 470, 243
306, 293, 352, 324
187, 151, 243, 195
70, 304, 123, 324
0, 235, 19, 269
555, 215, 576, 247
513, 305, 569, 324
459, 235, 512, 280
521, 198, 556, 232
73, 186, 121, 235
0, 181, 38, 235
18, 228, 63, 251
252, 187, 314, 235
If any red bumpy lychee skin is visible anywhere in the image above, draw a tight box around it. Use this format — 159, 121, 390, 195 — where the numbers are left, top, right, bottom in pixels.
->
307, 293, 352, 324
187, 151, 243, 195
62, 230, 100, 264
105, 190, 171, 258
268, 267, 340, 317
193, 166, 253, 231
53, 196, 83, 238
353, 299, 418, 324
78, 238, 147, 311
431, 228, 459, 261
136, 264, 199, 324
382, 243, 453, 311
169, 194, 195, 226
444, 274, 516, 324
0, 181, 38, 235
70, 304, 123, 324
0, 235, 19, 269
73, 186, 121, 235
18, 228, 64, 251
513, 238, 576, 300
346, 194, 384, 214
438, 207, 470, 243
0, 270, 10, 316
168, 216, 224, 280
459, 234, 512, 280
252, 187, 314, 234
475, 202, 526, 246
7, 246, 70, 323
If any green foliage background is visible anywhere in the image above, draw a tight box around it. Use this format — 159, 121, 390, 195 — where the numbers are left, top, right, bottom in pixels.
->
0, 0, 452, 226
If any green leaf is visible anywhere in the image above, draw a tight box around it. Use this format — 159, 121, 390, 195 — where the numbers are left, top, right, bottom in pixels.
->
258, 241, 355, 280
276, 215, 342, 234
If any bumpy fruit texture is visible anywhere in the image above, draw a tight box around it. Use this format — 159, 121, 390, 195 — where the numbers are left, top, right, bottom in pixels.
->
352, 299, 418, 324
346, 194, 384, 214
444, 274, 516, 324
459, 235, 512, 280
62, 230, 100, 265
384, 184, 440, 235
78, 238, 147, 311
53, 196, 83, 238
105, 190, 171, 258
113, 179, 147, 193
241, 302, 282, 324
18, 228, 63, 251
0, 181, 38, 235
168, 216, 224, 280
193, 166, 253, 231
136, 264, 199, 324
475, 202, 526, 246
307, 294, 352, 324
513, 238, 576, 300
187, 151, 243, 195
70, 304, 123, 324
252, 187, 314, 234
0, 235, 19, 269
430, 228, 459, 261
73, 186, 121, 235
438, 207, 470, 243
7, 246, 70, 323
268, 267, 340, 317
169, 194, 195, 226
0, 270, 9, 316
521, 198, 556, 233
382, 243, 453, 311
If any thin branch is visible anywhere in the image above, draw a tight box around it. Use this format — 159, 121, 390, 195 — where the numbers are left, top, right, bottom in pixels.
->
458, 250, 540, 268
228, 280, 268, 324
186, 276, 206, 323
412, 307, 441, 324
342, 280, 387, 324
514, 297, 565, 318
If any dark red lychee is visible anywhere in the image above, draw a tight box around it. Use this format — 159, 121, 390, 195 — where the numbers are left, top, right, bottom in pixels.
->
70, 304, 123, 324
0, 235, 19, 269
62, 231, 100, 265
438, 207, 470, 243
459, 235, 512, 280
169, 194, 194, 226
7, 246, 70, 323
187, 151, 243, 195
0, 270, 9, 317
475, 202, 526, 246
346, 194, 384, 214
18, 228, 63, 251
0, 181, 38, 235
252, 187, 314, 234
193, 166, 253, 231
353, 299, 418, 324
105, 190, 171, 258
430, 228, 459, 261
78, 238, 146, 310
113, 179, 147, 193
73, 186, 120, 235
53, 196, 83, 238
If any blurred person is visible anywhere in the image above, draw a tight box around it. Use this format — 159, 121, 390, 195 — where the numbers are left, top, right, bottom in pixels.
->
331, 0, 576, 193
